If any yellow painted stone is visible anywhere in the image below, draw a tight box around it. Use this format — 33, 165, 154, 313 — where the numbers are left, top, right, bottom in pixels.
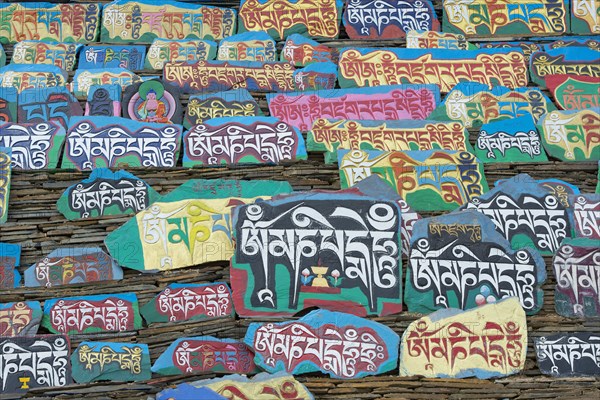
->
399, 297, 527, 378
193, 373, 314, 399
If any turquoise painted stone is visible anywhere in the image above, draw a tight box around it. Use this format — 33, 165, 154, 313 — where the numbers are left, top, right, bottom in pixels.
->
145, 38, 217, 70
0, 301, 42, 336
0, 242, 20, 288
78, 45, 146, 70
0, 87, 17, 122
71, 341, 151, 383
405, 210, 546, 315
72, 68, 142, 98
156, 385, 226, 400
530, 48, 599, 89
10, 41, 82, 71
281, 34, 335, 66
17, 87, 83, 129
183, 89, 262, 129
244, 309, 399, 379
293, 61, 337, 90
495, 177, 580, 209
217, 31, 276, 62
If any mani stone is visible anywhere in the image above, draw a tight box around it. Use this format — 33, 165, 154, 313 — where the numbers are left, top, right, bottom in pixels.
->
545, 75, 600, 110
571, 193, 600, 240
293, 61, 337, 90
0, 147, 10, 224
24, 247, 123, 288
72, 68, 143, 98
145, 38, 217, 70
0, 121, 66, 170
78, 45, 146, 70
11, 41, 82, 71
152, 336, 259, 376
183, 88, 262, 129
400, 297, 527, 379
0, 242, 20, 288
535, 333, 600, 376
462, 173, 572, 255
554, 238, 600, 319
156, 384, 226, 400
104, 179, 293, 272
0, 301, 42, 336
244, 309, 399, 379
405, 210, 546, 315
530, 48, 599, 89
17, 87, 83, 128
0, 87, 17, 122
495, 177, 580, 209
281, 33, 336, 66
122, 79, 183, 125
57, 168, 161, 220
406, 30, 477, 50
0, 64, 68, 93
71, 341, 151, 383
475, 115, 548, 163
85, 84, 122, 117
141, 282, 234, 324
217, 31, 277, 62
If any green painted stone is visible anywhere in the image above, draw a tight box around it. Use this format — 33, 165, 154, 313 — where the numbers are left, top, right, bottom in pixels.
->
71, 341, 151, 383
0, 147, 10, 224
545, 75, 600, 110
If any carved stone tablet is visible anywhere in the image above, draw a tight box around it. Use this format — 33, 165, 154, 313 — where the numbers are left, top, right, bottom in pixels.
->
24, 247, 123, 288
530, 48, 600, 88
217, 31, 276, 62
0, 335, 72, 394
72, 341, 151, 383
268, 84, 441, 132
0, 242, 20, 288
17, 87, 83, 128
400, 297, 527, 378
123, 79, 183, 124
281, 33, 335, 66
141, 282, 234, 324
0, 301, 42, 337
100, 0, 236, 43
480, 41, 542, 63
571, 0, 600, 33
545, 75, 600, 110
406, 30, 477, 50
405, 210, 546, 315
85, 85, 122, 117
293, 61, 337, 90
183, 116, 307, 166
338, 48, 528, 92
42, 293, 142, 335
183, 89, 262, 129
62, 116, 182, 170
543, 36, 600, 50
104, 179, 293, 272
245, 309, 399, 378
339, 149, 488, 211
11, 41, 82, 71
72, 68, 143, 97
0, 65, 68, 93
0, 87, 17, 123
231, 191, 402, 317
145, 38, 217, 70
0, 121, 65, 170
152, 337, 258, 376
535, 333, 600, 376
571, 194, 600, 239
0, 148, 11, 223
79, 45, 146, 70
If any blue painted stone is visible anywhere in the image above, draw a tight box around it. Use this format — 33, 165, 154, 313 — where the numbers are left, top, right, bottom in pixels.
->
0, 87, 17, 122
293, 61, 337, 90
0, 65, 68, 93
145, 38, 218, 70
183, 88, 262, 129
17, 87, 83, 129
85, 85, 122, 117
244, 309, 399, 379
217, 31, 277, 62
72, 68, 142, 97
542, 36, 600, 51
156, 384, 226, 400
0, 43, 5, 66
462, 173, 573, 255
495, 177, 580, 209
405, 210, 546, 315
530, 48, 600, 88
0, 242, 20, 288
71, 341, 151, 383
79, 45, 147, 70
281, 33, 336, 66
0, 301, 42, 336
24, 247, 123, 287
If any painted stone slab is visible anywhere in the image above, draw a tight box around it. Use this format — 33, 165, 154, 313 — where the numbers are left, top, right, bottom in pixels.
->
141, 282, 234, 324
572, 194, 600, 239
267, 84, 441, 132
104, 179, 293, 272
164, 60, 296, 93
530, 48, 600, 88
101, 0, 236, 43
406, 30, 477, 50
17, 87, 83, 129
0, 121, 65, 170
0, 242, 20, 289
72, 341, 151, 383
545, 75, 600, 110
294, 61, 337, 91
406, 211, 546, 315
0, 2, 100, 44
309, 119, 471, 164
495, 176, 581, 209
399, 297, 527, 378
442, 0, 569, 36
146, 39, 217, 70
11, 41, 82, 71
183, 116, 307, 166
24, 247, 123, 288
157, 385, 226, 400
338, 48, 528, 92
42, 293, 142, 335
0, 44, 5, 67
428, 82, 557, 128
480, 42, 542, 63
0, 87, 17, 123
72, 68, 143, 98
339, 149, 488, 212
0, 335, 71, 394
0, 301, 42, 337
0, 147, 11, 223
462, 173, 572, 255
535, 333, 600, 376
85, 85, 122, 117
62, 116, 182, 170
57, 169, 161, 221
217, 31, 276, 62
245, 309, 399, 378
554, 238, 600, 319
123, 79, 183, 124
572, 0, 600, 33
79, 45, 146, 71
537, 108, 600, 162
238, 0, 344, 40
476, 116, 548, 163
0, 65, 67, 93
543, 36, 600, 50
183, 372, 314, 400
152, 336, 258, 376
231, 192, 402, 317
343, 0, 439, 40
183, 89, 262, 129
281, 33, 335, 66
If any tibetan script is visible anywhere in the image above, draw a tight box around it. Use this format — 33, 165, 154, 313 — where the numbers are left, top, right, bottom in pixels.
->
217, 31, 276, 62
12, 41, 82, 71
572, 0, 600, 33
0, 121, 65, 170
0, 148, 11, 223
535, 333, 600, 376
72, 341, 150, 383
530, 48, 600, 88
146, 38, 217, 70
406, 30, 476, 50
0, 65, 67, 93
79, 45, 146, 70
572, 194, 600, 240
0, 301, 41, 337
538, 108, 600, 161
183, 89, 261, 129
545, 75, 600, 111
72, 68, 142, 97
